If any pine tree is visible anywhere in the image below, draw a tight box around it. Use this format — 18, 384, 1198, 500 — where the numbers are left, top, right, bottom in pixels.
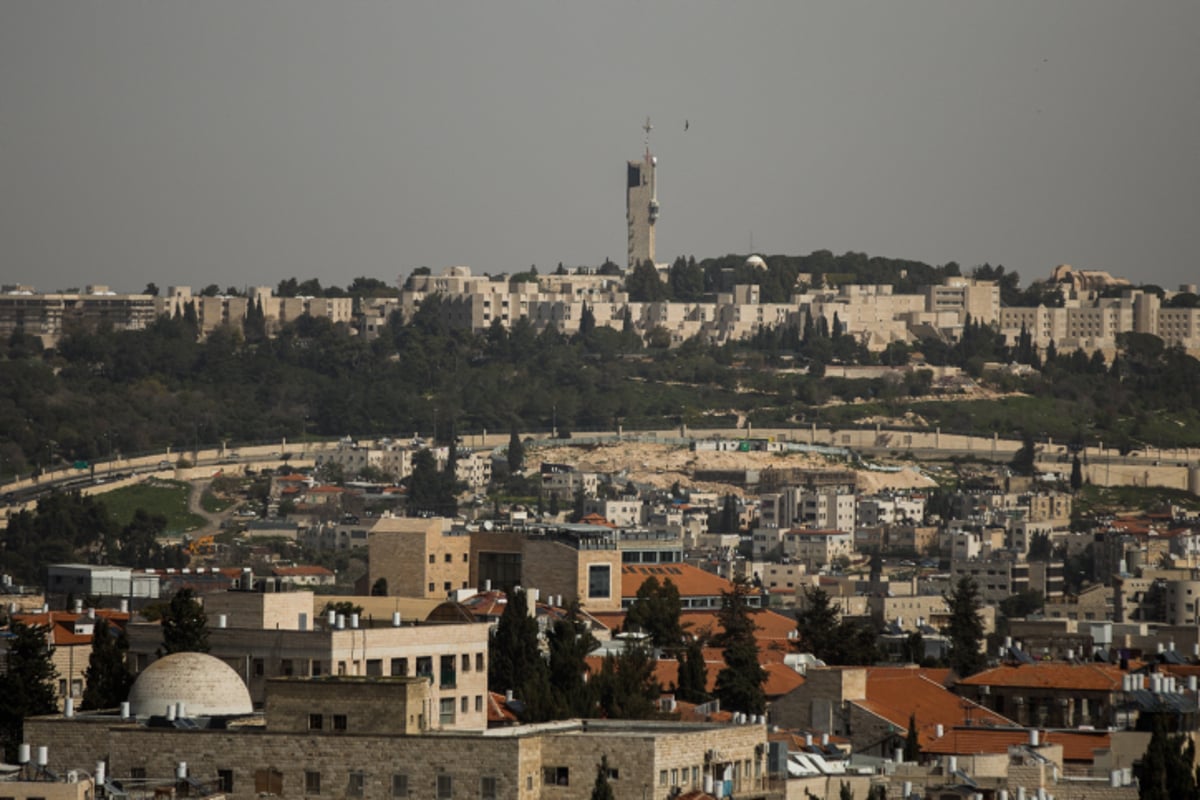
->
712, 578, 766, 715
943, 577, 986, 677
81, 618, 134, 710
158, 587, 210, 656
624, 577, 683, 652
488, 589, 552, 721
1138, 715, 1197, 800
796, 586, 841, 662
547, 602, 599, 718
0, 622, 59, 762
406, 449, 441, 516
592, 642, 660, 720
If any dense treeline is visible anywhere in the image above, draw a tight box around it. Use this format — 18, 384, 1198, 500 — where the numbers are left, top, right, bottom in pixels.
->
5, 261, 1200, 478
1, 492, 187, 585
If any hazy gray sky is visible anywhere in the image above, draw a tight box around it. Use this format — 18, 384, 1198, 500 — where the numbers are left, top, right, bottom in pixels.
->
2, 1, 1197, 294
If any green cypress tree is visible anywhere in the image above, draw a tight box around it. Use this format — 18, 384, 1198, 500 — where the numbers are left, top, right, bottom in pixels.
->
547, 602, 599, 718
81, 618, 134, 710
943, 577, 986, 677
712, 578, 766, 715
488, 589, 552, 721
507, 425, 525, 474
590, 755, 615, 800
904, 712, 920, 762
0, 622, 59, 762
676, 638, 710, 704
158, 587, 210, 656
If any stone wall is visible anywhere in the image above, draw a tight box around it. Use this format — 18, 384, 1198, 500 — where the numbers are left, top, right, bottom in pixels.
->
26, 716, 766, 800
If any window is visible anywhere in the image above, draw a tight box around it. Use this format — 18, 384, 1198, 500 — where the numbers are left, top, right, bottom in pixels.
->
461, 696, 469, 713
605, 767, 620, 780
671, 768, 678, 785
305, 771, 321, 795
391, 774, 409, 797
429, 554, 435, 564
441, 655, 456, 687
543, 767, 569, 786
255, 769, 283, 796
311, 659, 323, 677
366, 659, 382, 677
282, 659, 295, 677
476, 653, 484, 672
217, 770, 233, 793
443, 581, 452, 592
347, 772, 365, 798
588, 564, 611, 599
659, 769, 668, 786
333, 714, 347, 731
391, 658, 409, 677
131, 768, 146, 781
428, 582, 435, 593
440, 697, 456, 725
253, 658, 265, 677
462, 654, 471, 672
462, 553, 469, 562
475, 695, 483, 713
417, 656, 433, 678
309, 713, 323, 730
437, 775, 453, 799
480, 776, 498, 800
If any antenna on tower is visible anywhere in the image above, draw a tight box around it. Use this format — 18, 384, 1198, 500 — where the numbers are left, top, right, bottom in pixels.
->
643, 116, 653, 154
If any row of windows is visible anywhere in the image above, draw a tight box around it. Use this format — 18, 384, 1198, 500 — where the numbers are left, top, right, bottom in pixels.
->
430, 579, 471, 592
430, 552, 470, 563
299, 770, 498, 799
384, 653, 485, 681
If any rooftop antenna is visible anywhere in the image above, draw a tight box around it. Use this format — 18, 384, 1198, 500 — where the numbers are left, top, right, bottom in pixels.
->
643, 116, 653, 156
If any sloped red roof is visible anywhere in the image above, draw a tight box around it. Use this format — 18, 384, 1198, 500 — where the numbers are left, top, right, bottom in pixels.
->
854, 667, 1015, 749
487, 692, 520, 724
10, 609, 131, 647
621, 564, 763, 599
922, 728, 1111, 763
958, 663, 1124, 692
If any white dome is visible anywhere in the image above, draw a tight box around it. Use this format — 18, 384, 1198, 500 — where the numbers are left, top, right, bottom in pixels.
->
128, 652, 253, 718
745, 255, 767, 269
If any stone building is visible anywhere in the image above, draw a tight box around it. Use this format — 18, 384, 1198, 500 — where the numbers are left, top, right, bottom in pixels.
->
27, 653, 769, 800
122, 588, 491, 731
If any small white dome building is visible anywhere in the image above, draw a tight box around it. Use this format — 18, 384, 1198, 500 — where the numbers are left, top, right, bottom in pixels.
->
745, 255, 767, 270
127, 652, 253, 718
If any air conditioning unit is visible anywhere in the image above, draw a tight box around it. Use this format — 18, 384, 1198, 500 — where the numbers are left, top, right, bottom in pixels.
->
66, 770, 80, 783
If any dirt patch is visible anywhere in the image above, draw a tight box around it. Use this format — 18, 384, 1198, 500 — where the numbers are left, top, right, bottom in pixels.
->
528, 441, 936, 495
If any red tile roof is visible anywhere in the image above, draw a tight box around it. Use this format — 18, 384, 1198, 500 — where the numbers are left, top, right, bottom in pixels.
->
10, 609, 131, 646
922, 728, 1112, 763
853, 667, 1014, 749
621, 564, 762, 599
487, 692, 519, 725
958, 663, 1125, 692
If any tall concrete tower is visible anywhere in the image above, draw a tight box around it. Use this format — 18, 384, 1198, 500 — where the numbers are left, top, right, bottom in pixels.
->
626, 117, 659, 270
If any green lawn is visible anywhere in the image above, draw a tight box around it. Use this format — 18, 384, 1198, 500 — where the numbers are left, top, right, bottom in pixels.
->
100, 480, 207, 535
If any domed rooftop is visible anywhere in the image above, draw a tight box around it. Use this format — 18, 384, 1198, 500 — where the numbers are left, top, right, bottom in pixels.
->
128, 652, 253, 718
745, 255, 767, 269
